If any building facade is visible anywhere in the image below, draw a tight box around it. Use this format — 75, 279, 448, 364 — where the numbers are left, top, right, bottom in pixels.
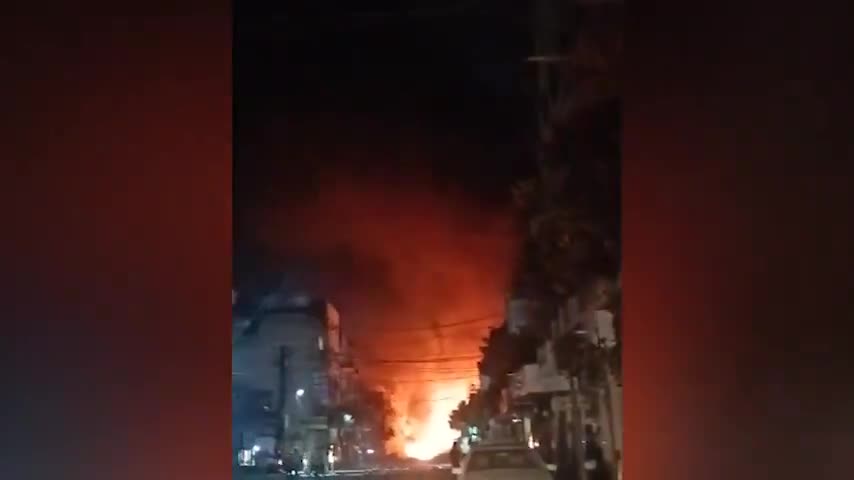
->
232, 290, 355, 469
503, 287, 621, 480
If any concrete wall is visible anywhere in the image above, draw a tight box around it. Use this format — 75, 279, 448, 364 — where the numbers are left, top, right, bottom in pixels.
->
233, 294, 362, 468
233, 311, 329, 418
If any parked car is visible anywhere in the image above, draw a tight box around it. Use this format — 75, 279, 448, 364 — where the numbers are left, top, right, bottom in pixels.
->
453, 441, 556, 480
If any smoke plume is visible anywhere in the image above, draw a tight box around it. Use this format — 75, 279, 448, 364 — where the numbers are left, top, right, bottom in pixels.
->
254, 162, 518, 455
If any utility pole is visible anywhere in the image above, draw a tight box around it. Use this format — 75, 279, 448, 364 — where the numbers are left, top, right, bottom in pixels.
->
601, 343, 621, 480
532, 0, 576, 204
593, 348, 619, 480
277, 346, 290, 451
570, 376, 588, 480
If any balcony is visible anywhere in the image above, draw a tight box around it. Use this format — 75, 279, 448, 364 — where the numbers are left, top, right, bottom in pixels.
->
510, 363, 571, 398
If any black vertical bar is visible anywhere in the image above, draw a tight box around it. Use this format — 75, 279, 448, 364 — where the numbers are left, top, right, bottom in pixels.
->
277, 346, 289, 446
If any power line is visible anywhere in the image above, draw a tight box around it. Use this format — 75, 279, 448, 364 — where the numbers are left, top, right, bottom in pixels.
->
365, 376, 479, 384
361, 353, 481, 362
348, 313, 502, 335
402, 379, 477, 384
362, 374, 479, 378
398, 396, 462, 407
362, 374, 478, 378
360, 361, 480, 369
365, 354, 482, 364
364, 360, 481, 366
384, 367, 480, 372
363, 369, 480, 374
361, 374, 479, 380
378, 366, 479, 372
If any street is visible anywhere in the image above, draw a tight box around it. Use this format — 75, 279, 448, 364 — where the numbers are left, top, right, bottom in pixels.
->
234, 466, 455, 480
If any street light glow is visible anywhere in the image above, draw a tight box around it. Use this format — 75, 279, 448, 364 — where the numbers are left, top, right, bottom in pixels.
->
295, 388, 305, 397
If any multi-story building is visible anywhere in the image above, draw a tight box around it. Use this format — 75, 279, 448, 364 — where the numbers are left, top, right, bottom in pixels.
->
232, 289, 355, 469
505, 283, 621, 479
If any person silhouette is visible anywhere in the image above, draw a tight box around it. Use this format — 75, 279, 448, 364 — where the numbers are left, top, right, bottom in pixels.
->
450, 441, 462, 468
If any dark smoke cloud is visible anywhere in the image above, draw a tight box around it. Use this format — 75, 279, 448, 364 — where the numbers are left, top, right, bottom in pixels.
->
241, 113, 522, 454
254, 165, 518, 376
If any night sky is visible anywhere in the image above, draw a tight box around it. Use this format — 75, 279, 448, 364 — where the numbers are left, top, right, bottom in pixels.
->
232, 0, 545, 369
231, 1, 588, 456
235, 1, 536, 280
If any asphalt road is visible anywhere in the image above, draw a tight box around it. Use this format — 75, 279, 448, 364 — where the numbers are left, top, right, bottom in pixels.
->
234, 467, 455, 480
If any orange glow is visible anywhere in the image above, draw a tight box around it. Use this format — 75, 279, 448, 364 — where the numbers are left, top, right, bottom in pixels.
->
395, 380, 472, 460
256, 169, 516, 461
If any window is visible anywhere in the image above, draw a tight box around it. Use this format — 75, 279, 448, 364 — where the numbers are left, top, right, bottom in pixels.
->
467, 450, 540, 471
256, 390, 273, 412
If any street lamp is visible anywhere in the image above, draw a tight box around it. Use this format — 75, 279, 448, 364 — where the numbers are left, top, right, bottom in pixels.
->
295, 388, 305, 398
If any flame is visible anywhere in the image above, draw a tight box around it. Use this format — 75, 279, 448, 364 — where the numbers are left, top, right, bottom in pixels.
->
397, 381, 471, 461
254, 170, 513, 462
